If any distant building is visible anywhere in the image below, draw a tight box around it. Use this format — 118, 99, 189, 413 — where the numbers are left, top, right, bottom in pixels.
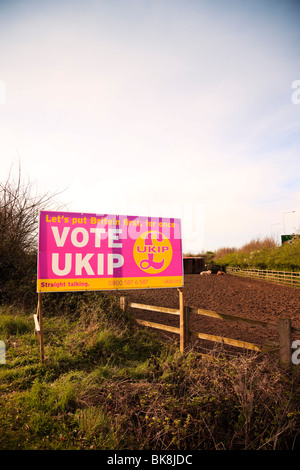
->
183, 257, 205, 274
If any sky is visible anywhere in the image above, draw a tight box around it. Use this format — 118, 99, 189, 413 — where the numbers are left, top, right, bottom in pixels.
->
0, 0, 300, 253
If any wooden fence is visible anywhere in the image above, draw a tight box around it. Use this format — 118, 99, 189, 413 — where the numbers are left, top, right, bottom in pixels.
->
120, 289, 300, 366
227, 267, 300, 288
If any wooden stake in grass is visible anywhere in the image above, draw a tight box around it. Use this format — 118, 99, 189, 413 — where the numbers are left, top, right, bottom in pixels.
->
36, 293, 44, 364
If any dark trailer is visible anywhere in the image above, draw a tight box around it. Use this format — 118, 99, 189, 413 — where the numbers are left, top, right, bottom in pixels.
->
183, 257, 205, 274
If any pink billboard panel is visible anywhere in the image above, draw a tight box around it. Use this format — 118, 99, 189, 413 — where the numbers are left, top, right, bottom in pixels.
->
37, 211, 183, 292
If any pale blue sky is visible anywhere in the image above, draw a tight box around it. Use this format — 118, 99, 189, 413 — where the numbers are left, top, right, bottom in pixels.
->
0, 0, 299, 252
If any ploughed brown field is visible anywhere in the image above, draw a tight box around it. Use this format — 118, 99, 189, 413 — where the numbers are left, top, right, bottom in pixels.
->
113, 274, 300, 353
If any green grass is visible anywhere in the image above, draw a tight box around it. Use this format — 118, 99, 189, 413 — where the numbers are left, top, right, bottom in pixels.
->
0, 294, 300, 450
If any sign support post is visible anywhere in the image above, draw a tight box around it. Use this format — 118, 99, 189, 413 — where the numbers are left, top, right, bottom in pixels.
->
178, 288, 186, 353
34, 293, 45, 363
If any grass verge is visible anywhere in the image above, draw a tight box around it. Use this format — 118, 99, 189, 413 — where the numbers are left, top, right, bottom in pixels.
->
0, 293, 299, 450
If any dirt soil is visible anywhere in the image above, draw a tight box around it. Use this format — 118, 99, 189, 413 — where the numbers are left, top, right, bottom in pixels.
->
112, 274, 300, 353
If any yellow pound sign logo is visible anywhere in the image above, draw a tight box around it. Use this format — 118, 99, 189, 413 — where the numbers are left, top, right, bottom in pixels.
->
133, 231, 172, 274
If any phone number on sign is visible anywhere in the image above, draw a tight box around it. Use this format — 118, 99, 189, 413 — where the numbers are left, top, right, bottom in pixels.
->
108, 279, 149, 287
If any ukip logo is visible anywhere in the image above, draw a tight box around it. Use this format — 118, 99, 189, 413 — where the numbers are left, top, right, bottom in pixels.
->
133, 231, 173, 274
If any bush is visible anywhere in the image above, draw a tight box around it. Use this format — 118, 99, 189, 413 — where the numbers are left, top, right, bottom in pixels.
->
0, 166, 58, 307
214, 236, 300, 272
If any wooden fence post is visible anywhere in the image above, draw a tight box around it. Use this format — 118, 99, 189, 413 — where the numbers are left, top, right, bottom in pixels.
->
278, 318, 292, 366
178, 288, 187, 353
120, 296, 126, 312
184, 305, 190, 348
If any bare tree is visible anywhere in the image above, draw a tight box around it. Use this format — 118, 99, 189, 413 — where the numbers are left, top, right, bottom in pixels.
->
0, 165, 61, 304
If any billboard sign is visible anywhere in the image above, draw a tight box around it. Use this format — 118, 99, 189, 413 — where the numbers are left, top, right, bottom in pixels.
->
37, 211, 183, 292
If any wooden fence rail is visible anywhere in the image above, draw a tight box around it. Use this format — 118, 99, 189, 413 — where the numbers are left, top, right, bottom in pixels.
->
227, 267, 300, 288
120, 289, 300, 366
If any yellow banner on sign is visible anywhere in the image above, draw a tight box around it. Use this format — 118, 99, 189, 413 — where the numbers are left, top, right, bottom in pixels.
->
37, 276, 184, 292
